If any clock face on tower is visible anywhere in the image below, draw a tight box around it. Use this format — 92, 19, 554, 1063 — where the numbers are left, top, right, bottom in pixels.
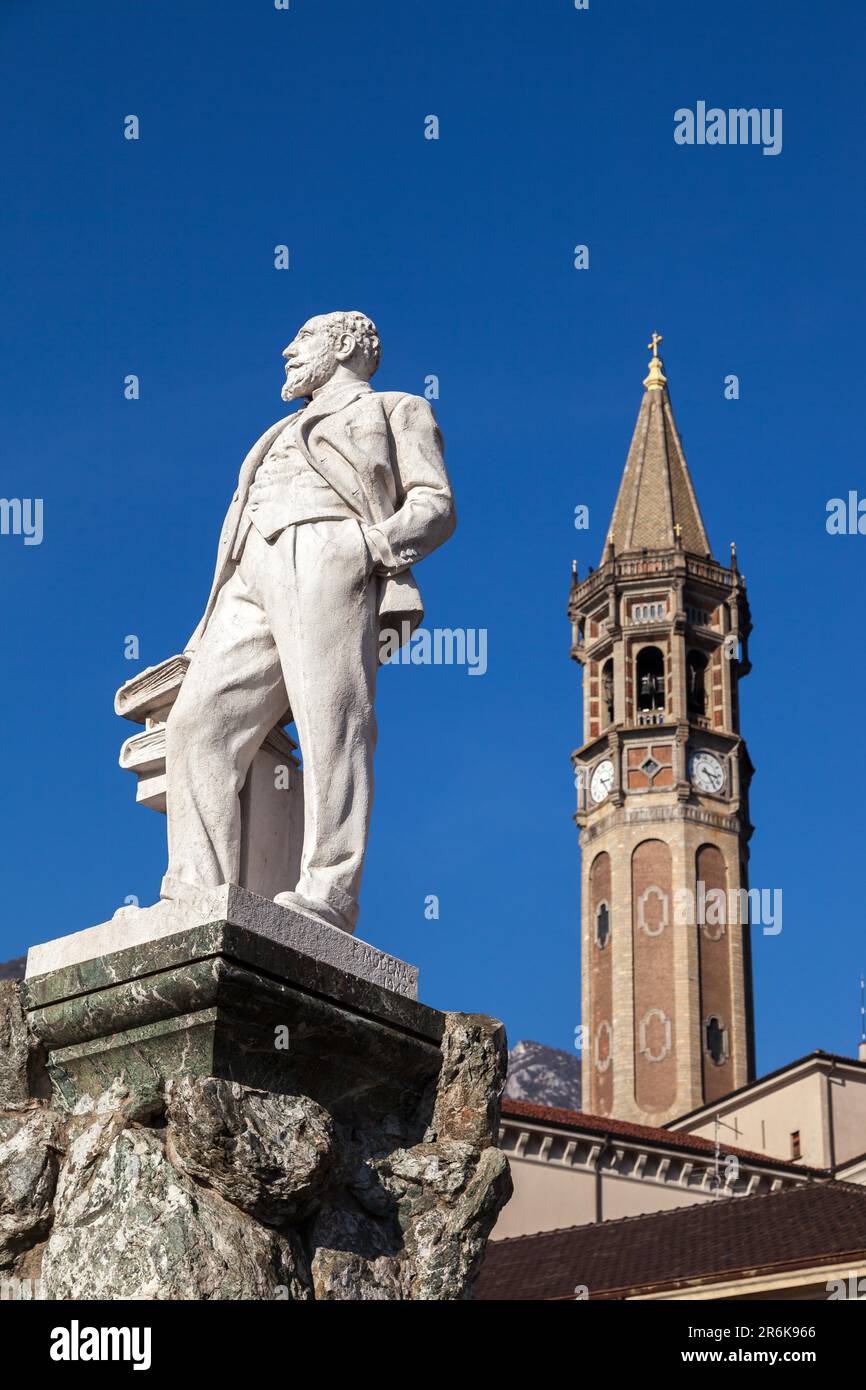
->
590, 758, 614, 803
689, 751, 725, 794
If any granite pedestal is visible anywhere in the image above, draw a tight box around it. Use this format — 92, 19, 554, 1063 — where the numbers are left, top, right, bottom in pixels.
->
23, 892, 435, 1116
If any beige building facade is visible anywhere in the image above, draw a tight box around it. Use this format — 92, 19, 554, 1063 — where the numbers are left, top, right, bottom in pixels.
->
669, 1050, 866, 1170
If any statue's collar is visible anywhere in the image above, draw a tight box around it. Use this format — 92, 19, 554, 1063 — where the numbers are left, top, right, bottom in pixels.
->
305, 378, 373, 415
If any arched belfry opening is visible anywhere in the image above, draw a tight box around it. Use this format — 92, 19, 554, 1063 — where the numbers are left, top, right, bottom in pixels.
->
636, 646, 665, 725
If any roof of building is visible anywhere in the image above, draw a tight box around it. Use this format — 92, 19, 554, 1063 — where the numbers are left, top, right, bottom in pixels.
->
604, 343, 712, 561
501, 1097, 819, 1173
475, 1180, 866, 1300
666, 1050, 866, 1131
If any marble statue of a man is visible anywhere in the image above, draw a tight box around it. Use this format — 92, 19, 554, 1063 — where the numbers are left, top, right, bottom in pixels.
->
162, 312, 455, 933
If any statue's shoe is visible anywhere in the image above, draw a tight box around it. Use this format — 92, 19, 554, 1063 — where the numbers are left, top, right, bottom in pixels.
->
273, 889, 354, 935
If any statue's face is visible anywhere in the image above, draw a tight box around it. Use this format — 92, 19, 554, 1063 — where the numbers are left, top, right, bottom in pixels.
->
281, 317, 340, 401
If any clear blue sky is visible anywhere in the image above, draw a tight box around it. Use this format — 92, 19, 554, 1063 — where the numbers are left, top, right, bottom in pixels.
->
2, 0, 864, 1078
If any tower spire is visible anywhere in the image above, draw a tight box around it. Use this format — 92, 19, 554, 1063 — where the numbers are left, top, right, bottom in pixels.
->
605, 334, 712, 561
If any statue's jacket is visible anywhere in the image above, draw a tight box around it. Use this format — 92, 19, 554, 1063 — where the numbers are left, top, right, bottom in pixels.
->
186, 381, 455, 655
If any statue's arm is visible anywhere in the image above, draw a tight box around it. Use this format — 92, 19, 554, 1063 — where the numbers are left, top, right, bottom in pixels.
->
363, 394, 456, 575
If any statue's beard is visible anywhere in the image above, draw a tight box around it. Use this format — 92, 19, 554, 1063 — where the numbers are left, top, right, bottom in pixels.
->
281, 349, 337, 402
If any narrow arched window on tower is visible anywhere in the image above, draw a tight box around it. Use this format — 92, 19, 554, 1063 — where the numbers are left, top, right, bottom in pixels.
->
687, 650, 708, 719
595, 901, 610, 948
636, 646, 665, 724
704, 1015, 726, 1065
601, 658, 614, 728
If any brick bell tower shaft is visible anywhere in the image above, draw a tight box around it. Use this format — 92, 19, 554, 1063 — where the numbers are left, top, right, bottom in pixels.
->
568, 336, 756, 1126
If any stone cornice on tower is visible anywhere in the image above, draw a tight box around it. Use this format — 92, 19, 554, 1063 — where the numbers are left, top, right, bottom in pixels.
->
568, 548, 750, 641
603, 339, 712, 563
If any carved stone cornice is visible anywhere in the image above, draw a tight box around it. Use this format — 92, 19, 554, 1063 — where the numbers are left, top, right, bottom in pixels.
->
568, 551, 740, 624
579, 801, 747, 847
498, 1115, 805, 1203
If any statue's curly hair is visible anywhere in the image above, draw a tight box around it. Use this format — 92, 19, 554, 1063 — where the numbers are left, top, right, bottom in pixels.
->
323, 311, 381, 379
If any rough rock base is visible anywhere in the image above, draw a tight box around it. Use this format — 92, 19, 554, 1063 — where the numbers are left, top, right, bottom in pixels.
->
0, 973, 511, 1300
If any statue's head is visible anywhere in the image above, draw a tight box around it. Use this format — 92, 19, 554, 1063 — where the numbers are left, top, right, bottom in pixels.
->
281, 311, 381, 402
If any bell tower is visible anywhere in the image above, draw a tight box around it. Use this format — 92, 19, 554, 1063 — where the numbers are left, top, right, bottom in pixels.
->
568, 337, 756, 1126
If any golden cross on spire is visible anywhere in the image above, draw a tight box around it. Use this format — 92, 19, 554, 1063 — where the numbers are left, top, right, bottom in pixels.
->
643, 331, 667, 391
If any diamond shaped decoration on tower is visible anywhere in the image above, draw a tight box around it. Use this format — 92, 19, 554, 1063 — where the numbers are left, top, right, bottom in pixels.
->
640, 756, 661, 780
